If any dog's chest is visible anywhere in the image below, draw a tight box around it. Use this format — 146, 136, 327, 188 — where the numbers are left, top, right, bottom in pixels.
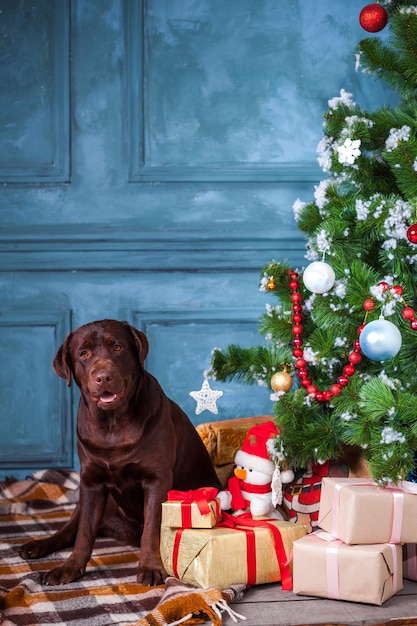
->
77, 423, 142, 468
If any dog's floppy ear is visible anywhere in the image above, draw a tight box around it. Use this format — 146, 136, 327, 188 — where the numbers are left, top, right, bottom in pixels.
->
53, 333, 73, 387
125, 323, 149, 367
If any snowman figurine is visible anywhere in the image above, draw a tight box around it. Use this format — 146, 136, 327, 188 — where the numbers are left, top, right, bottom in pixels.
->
218, 421, 294, 520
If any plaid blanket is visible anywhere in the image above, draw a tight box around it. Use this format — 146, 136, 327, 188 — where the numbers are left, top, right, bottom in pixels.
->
0, 470, 247, 626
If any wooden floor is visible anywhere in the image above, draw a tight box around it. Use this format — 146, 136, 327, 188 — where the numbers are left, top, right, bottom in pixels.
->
225, 579, 417, 626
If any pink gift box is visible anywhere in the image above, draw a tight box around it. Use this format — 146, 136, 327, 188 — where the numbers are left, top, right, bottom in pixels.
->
318, 477, 417, 544
293, 531, 402, 605
403, 543, 417, 581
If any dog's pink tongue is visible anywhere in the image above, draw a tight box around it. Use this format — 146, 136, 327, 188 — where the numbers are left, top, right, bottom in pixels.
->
100, 392, 117, 403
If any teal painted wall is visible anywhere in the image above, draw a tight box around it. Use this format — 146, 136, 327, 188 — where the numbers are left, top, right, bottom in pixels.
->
0, 0, 393, 479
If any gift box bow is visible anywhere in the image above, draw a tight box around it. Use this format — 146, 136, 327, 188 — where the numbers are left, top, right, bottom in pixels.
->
167, 487, 219, 515
167, 488, 220, 529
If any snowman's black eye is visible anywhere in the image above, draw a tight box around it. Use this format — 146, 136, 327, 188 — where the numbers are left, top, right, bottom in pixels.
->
248, 468, 253, 472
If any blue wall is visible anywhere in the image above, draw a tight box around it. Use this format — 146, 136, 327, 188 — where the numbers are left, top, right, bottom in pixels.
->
0, 0, 393, 479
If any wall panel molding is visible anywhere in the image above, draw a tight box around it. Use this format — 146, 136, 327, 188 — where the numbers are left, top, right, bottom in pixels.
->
0, 227, 306, 271
129, 307, 273, 420
0, 0, 70, 183
0, 309, 72, 469
126, 0, 322, 183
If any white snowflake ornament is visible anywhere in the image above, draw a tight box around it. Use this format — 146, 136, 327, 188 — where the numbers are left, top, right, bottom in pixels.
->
337, 138, 361, 165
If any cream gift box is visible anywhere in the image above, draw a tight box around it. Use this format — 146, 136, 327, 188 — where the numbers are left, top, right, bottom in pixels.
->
162, 488, 221, 529
293, 531, 402, 605
160, 515, 306, 589
318, 477, 417, 544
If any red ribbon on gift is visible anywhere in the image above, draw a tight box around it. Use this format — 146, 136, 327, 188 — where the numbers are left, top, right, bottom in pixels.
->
218, 512, 293, 590
172, 528, 185, 578
170, 512, 293, 590
167, 487, 219, 528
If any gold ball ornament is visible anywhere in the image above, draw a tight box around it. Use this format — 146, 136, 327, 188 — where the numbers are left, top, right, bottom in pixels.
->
266, 276, 276, 290
270, 370, 293, 392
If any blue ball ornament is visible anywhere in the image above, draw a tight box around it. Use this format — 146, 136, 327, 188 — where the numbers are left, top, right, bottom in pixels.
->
359, 319, 402, 361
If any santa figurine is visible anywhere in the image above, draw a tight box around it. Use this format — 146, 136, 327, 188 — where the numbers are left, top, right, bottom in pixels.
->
218, 421, 294, 519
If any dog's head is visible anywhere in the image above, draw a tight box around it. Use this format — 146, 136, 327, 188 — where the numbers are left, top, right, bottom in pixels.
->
53, 319, 149, 410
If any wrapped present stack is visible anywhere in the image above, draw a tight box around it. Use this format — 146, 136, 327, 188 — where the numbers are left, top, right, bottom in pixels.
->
293, 477, 417, 605
160, 487, 306, 589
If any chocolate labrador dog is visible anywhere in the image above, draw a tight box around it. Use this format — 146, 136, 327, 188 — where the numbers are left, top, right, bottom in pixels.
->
20, 319, 221, 586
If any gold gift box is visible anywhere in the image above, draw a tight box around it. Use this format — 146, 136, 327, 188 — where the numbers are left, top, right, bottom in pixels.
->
318, 477, 417, 544
293, 533, 402, 605
161, 498, 220, 529
160, 519, 306, 588
196, 416, 273, 466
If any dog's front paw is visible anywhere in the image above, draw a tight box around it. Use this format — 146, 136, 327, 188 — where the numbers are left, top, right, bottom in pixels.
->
42, 562, 85, 586
20, 539, 52, 560
137, 563, 167, 586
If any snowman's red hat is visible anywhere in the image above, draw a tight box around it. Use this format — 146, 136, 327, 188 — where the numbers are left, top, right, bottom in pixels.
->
234, 421, 279, 476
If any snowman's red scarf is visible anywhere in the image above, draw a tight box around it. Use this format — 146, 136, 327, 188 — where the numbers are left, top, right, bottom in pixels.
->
228, 476, 272, 511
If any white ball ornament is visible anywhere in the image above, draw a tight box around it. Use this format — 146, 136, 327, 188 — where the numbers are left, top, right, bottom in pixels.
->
303, 261, 335, 294
359, 319, 402, 361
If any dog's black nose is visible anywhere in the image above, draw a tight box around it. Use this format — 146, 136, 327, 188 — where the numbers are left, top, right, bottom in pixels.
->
94, 371, 113, 385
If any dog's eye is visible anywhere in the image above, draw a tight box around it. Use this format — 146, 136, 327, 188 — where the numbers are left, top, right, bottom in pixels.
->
80, 349, 89, 358
113, 344, 122, 351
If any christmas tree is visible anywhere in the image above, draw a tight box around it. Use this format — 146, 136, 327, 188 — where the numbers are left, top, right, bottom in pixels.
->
209, 1, 417, 486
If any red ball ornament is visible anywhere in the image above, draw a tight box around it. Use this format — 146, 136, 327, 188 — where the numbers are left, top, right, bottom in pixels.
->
363, 298, 375, 311
293, 348, 304, 358
306, 385, 318, 395
411, 320, 417, 331
402, 307, 415, 320
393, 285, 404, 295
359, 3, 388, 32
407, 223, 417, 244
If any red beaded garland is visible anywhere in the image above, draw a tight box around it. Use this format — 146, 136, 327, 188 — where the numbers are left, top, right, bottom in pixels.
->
285, 271, 416, 403
348, 352, 362, 365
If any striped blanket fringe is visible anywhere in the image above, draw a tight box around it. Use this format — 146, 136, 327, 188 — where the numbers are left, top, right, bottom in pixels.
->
0, 470, 247, 626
